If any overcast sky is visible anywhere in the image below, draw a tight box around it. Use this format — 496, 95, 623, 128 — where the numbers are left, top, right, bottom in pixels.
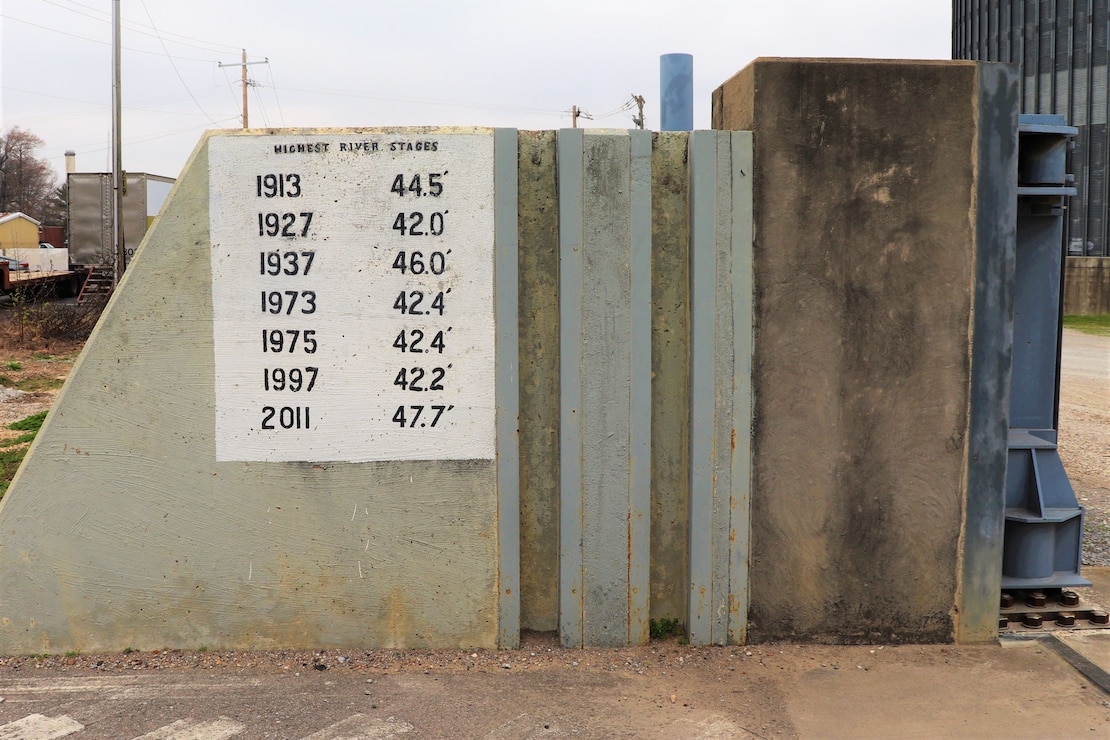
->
2, 0, 952, 183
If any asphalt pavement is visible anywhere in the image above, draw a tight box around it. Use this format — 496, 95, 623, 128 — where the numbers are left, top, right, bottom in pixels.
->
1, 633, 1110, 738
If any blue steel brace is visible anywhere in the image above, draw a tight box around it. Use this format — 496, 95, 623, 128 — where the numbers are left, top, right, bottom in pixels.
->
1001, 114, 1088, 589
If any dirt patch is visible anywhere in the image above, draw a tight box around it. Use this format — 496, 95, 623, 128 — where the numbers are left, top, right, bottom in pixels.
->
0, 339, 80, 434
0, 323, 84, 495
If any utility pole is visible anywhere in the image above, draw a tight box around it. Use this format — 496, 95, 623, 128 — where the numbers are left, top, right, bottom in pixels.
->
240, 49, 248, 128
111, 0, 125, 284
631, 94, 646, 129
570, 105, 593, 128
218, 51, 269, 129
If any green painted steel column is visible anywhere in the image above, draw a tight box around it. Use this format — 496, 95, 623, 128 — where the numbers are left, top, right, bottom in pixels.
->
558, 129, 652, 647
687, 131, 753, 645
495, 128, 521, 648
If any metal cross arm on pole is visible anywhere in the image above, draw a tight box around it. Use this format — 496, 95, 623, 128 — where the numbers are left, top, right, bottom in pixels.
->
218, 50, 270, 128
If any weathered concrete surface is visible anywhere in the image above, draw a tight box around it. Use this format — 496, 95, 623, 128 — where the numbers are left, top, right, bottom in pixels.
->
0, 131, 503, 653
713, 59, 1013, 643
1064, 257, 1110, 315
517, 131, 560, 631
686, 131, 754, 645
649, 132, 691, 623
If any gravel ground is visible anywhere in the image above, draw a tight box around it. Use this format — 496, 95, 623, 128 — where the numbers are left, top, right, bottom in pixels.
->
1060, 329, 1110, 566
0, 632, 587, 674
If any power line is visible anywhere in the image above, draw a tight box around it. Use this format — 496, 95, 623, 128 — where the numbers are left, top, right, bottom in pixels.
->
279, 83, 565, 117
569, 106, 593, 128
264, 64, 287, 128
46, 0, 242, 54
218, 51, 269, 128
138, 0, 220, 125
251, 83, 271, 128
3, 84, 228, 111
1, 86, 103, 108
54, 116, 241, 163
594, 98, 636, 119
2, 85, 227, 126
1, 14, 221, 63
218, 66, 244, 109
121, 117, 240, 146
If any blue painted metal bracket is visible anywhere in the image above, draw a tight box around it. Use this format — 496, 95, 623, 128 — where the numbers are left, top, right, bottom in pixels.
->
1001, 115, 1088, 591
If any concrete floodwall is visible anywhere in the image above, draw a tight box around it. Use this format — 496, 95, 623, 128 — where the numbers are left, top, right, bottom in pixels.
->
1064, 257, 1110, 315
0, 60, 1018, 652
713, 59, 1016, 643
0, 126, 738, 653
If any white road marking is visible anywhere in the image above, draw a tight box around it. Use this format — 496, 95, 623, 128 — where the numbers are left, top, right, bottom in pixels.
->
482, 713, 564, 738
301, 714, 414, 739
669, 714, 760, 738
132, 717, 244, 739
0, 678, 263, 700
0, 714, 84, 740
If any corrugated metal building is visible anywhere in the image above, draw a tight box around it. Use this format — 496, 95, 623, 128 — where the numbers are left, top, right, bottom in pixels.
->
953, 1, 1109, 256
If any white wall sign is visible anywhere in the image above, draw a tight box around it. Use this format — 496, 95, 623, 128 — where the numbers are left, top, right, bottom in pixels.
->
209, 132, 496, 462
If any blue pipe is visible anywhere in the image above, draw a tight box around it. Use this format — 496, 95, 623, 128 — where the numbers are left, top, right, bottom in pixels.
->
660, 53, 693, 131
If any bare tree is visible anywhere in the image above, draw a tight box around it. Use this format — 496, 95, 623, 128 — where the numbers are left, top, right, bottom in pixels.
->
0, 127, 59, 223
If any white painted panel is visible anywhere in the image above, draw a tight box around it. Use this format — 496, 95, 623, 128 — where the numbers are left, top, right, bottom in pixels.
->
209, 132, 496, 462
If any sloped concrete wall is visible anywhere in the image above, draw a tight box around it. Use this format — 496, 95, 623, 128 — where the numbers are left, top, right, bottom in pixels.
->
0, 131, 504, 653
713, 59, 1016, 643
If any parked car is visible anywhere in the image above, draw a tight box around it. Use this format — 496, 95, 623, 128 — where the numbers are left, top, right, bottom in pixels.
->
0, 256, 29, 271
39, 242, 56, 249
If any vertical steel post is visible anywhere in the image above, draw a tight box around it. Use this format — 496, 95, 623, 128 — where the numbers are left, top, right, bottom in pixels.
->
558, 129, 652, 647
495, 129, 521, 649
687, 131, 753, 645
111, 0, 125, 283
